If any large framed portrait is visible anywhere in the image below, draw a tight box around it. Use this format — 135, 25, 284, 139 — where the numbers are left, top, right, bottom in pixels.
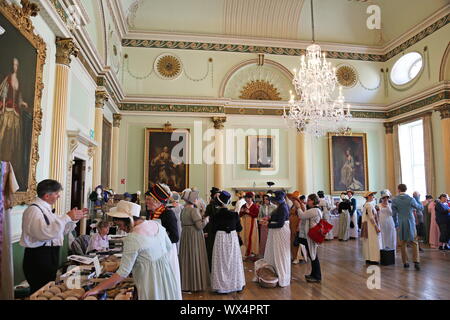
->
328, 133, 369, 194
144, 128, 189, 193
0, 1, 46, 205
247, 135, 274, 170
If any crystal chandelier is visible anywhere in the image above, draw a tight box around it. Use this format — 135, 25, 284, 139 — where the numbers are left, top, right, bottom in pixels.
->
283, 0, 352, 136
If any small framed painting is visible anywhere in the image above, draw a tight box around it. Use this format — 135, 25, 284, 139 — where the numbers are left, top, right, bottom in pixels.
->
247, 135, 275, 170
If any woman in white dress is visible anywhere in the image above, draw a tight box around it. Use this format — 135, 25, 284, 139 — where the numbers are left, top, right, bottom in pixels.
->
211, 191, 245, 294
361, 191, 381, 264
262, 191, 291, 287
378, 190, 396, 251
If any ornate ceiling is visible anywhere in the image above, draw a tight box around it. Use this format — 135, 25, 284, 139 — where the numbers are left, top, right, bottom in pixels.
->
121, 0, 448, 47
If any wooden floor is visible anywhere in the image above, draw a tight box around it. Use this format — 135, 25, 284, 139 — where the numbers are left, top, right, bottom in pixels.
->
182, 239, 450, 300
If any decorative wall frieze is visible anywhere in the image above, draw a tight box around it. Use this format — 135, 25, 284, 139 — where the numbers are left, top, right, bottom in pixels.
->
386, 89, 449, 119
120, 103, 224, 114
118, 86, 449, 121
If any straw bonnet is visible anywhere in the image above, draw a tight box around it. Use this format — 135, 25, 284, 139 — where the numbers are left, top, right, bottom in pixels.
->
363, 191, 377, 198
107, 200, 141, 220
287, 190, 301, 201
379, 189, 392, 199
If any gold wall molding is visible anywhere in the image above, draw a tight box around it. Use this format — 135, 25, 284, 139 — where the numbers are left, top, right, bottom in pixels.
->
113, 113, 122, 127
436, 103, 450, 119
55, 37, 79, 66
95, 89, 109, 109
0, 0, 46, 206
239, 80, 282, 101
212, 117, 227, 130
383, 122, 394, 134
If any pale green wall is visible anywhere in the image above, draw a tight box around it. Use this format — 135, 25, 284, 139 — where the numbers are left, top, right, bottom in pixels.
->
80, 0, 106, 64
305, 121, 386, 195
118, 115, 215, 200
68, 60, 96, 135
121, 24, 450, 107
384, 25, 450, 104
118, 115, 386, 202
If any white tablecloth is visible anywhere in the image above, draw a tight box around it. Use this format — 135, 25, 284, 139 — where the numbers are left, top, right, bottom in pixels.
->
329, 215, 340, 238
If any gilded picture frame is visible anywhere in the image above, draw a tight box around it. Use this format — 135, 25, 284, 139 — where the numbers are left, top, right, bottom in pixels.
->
0, 0, 46, 206
247, 135, 275, 171
328, 133, 369, 195
144, 128, 190, 193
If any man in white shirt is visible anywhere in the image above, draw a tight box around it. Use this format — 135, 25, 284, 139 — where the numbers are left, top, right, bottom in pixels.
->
20, 179, 86, 294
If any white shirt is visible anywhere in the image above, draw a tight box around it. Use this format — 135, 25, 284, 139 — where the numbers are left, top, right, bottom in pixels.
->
235, 198, 246, 213
20, 198, 77, 248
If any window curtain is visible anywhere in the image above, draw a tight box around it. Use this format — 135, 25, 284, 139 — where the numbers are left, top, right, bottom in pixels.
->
393, 124, 402, 188
422, 114, 435, 196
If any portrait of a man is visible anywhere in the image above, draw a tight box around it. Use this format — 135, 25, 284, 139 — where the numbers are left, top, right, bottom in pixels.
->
144, 128, 189, 192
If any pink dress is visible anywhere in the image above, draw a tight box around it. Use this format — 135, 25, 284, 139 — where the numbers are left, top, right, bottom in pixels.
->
428, 201, 441, 248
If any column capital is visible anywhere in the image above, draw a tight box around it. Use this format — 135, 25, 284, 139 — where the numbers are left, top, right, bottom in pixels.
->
95, 89, 109, 109
384, 122, 394, 134
113, 114, 122, 127
436, 104, 450, 120
212, 116, 227, 130
55, 37, 79, 66
88, 146, 96, 159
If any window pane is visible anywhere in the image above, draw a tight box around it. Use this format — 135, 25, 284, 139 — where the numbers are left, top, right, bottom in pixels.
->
398, 120, 426, 195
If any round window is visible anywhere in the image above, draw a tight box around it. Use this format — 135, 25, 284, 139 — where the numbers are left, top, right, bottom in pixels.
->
390, 52, 423, 86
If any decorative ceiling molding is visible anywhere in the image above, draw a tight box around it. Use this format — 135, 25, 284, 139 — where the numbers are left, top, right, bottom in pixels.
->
122, 38, 384, 62
122, 12, 449, 62
222, 0, 305, 39
381, 5, 449, 58
42, 0, 125, 106
110, 0, 128, 38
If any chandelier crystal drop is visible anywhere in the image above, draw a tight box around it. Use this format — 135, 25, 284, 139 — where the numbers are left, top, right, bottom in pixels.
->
283, 1, 352, 137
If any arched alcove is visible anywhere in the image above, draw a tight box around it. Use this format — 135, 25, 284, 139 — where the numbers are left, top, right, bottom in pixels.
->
220, 59, 294, 101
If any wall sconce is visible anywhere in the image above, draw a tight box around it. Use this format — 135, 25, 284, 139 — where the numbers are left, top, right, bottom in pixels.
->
0, 25, 5, 36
